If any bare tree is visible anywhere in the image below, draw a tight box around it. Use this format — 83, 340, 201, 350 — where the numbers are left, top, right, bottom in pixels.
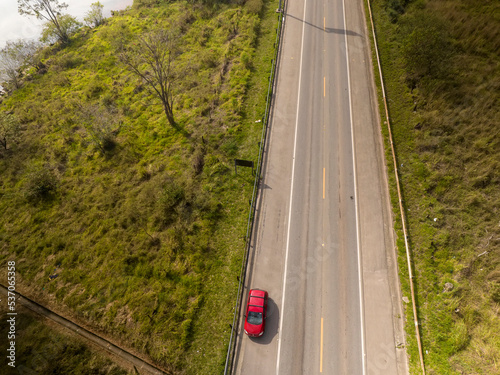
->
0, 39, 40, 89
84, 2, 105, 28
120, 29, 177, 127
0, 112, 21, 151
18, 0, 73, 44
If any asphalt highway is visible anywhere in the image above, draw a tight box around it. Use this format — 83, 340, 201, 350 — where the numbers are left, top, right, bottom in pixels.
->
233, 0, 409, 373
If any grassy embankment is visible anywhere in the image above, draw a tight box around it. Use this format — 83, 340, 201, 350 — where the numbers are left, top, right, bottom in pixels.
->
0, 0, 279, 373
0, 305, 130, 374
368, 0, 499, 373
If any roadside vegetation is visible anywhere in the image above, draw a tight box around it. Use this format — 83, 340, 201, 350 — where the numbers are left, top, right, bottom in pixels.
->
368, 0, 499, 373
0, 305, 130, 374
0, 0, 279, 373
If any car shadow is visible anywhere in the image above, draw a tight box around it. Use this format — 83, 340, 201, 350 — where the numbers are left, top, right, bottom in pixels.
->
248, 297, 279, 345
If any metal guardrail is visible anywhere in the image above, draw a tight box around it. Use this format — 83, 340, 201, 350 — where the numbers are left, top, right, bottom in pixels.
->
223, 4, 286, 374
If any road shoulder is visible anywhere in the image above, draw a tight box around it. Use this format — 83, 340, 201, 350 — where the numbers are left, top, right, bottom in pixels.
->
344, 0, 409, 373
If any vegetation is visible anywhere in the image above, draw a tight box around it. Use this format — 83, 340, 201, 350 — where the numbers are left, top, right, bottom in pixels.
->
0, 305, 130, 374
0, 112, 21, 150
40, 13, 82, 45
0, 39, 40, 89
368, 0, 500, 373
119, 29, 177, 128
18, 0, 76, 45
0, 0, 279, 373
84, 2, 106, 28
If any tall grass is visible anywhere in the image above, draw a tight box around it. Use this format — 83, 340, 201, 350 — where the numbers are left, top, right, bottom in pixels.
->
0, 1, 279, 373
369, 0, 499, 373
0, 307, 130, 374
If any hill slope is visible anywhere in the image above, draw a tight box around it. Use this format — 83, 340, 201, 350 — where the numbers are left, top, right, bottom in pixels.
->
0, 1, 279, 373
370, 0, 500, 373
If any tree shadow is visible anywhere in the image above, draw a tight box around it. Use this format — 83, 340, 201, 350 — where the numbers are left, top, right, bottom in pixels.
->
286, 13, 362, 37
171, 121, 191, 138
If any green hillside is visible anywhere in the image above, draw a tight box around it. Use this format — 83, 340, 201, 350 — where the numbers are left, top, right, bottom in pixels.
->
369, 0, 500, 373
0, 0, 279, 373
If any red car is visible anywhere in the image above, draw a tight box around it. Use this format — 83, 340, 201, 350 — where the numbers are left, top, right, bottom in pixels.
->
244, 289, 268, 337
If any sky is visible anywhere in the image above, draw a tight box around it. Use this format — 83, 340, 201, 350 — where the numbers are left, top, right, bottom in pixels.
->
0, 0, 133, 49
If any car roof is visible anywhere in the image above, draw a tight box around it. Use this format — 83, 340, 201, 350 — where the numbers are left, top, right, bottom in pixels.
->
247, 289, 267, 310
249, 289, 267, 297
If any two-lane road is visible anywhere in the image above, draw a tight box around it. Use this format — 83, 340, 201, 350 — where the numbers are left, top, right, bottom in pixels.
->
276, 0, 363, 373
233, 0, 408, 373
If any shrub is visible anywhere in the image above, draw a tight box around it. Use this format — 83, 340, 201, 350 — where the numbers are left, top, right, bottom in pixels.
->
400, 13, 454, 86
240, 50, 251, 68
56, 53, 84, 70
77, 103, 121, 154
191, 147, 205, 175
155, 180, 185, 227
245, 0, 263, 14
23, 165, 58, 202
385, 0, 412, 22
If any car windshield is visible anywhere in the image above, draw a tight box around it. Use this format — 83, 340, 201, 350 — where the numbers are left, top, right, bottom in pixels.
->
247, 311, 263, 325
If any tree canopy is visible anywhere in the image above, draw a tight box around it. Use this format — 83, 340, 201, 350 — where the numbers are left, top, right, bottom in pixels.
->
0, 39, 40, 89
18, 0, 75, 44
40, 14, 81, 44
84, 2, 105, 28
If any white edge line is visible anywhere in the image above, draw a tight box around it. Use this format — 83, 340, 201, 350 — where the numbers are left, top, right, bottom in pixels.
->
275, 0, 307, 373
342, 0, 367, 374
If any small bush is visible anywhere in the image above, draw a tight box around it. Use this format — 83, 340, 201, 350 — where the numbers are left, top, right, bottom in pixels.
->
240, 50, 251, 68
155, 180, 185, 227
401, 18, 453, 84
160, 181, 184, 211
23, 165, 58, 202
57, 53, 84, 70
191, 147, 205, 175
84, 79, 104, 98
245, 0, 263, 14
199, 49, 219, 69
77, 103, 121, 153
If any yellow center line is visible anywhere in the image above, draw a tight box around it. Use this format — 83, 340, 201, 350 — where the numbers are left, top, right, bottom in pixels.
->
322, 14, 326, 375
323, 168, 326, 199
320, 317, 324, 372
322, 13, 326, 374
